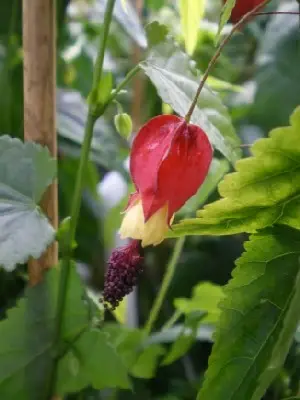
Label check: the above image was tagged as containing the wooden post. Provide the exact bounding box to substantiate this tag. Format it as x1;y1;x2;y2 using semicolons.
23;0;58;284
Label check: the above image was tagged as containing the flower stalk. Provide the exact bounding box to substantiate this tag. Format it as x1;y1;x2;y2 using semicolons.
47;0;116;396
184;0;271;123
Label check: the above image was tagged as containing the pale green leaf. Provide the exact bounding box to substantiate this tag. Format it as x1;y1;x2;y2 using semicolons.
170;106;300;237
216;0;236;42
174;282;225;324
0;135;56;271
198;226;300;400
179;0;206;55
140;41;240;163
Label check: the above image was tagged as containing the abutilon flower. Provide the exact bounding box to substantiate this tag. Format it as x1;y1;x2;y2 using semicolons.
103;240;143;310
119;115;213;247
223;0;266;23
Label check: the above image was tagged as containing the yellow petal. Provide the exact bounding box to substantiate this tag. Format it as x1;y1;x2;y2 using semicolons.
141;204;170;247
119;199;174;247
119;199;144;240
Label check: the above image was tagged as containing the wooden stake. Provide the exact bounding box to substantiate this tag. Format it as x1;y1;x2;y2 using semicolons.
23;0;58;284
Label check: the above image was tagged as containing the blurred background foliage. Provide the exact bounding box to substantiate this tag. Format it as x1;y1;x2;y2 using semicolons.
1;0;300;399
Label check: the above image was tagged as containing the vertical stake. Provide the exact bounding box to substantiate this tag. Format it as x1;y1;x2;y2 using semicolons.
23;0;58;285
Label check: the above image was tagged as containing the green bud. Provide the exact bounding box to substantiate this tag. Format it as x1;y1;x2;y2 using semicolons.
114;113;133;139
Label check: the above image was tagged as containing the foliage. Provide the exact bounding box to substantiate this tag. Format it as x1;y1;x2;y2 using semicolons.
0;136;56;271
198;227;300;400
0;0;300;399
171;106;300;237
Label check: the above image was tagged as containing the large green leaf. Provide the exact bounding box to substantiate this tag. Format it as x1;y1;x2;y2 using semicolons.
0;266;129;398
0;266;88;399
140;41;241;163
170;106;300;237
0;136;56;271
197;226;300;400
56;330;130;394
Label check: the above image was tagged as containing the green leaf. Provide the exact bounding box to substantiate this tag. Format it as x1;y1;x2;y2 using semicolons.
0;135;56;271
146;21;169;47
161;312;203;366
177;158;230;217
216;0;236;42
174;282;225;324
179;0;206;55
131;344;166;379
140;41;240;163
103;324;165;379
56;330;130;394
170;106;300;237
252;3;300;131
0;266;89;399
197;226;300;400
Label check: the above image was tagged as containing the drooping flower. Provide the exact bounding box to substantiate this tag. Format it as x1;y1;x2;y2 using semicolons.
119;115;213;247
223;0;266;23
103;240;143;310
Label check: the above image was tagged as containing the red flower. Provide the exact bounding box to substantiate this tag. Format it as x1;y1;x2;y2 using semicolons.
223;0;266;23
119;115;213;246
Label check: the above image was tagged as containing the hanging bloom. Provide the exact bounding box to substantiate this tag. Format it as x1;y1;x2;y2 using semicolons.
223;0;266;23
119;115;213;247
103;240;143;310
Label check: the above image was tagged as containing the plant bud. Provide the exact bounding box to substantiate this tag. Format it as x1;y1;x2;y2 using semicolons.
114;113;133;139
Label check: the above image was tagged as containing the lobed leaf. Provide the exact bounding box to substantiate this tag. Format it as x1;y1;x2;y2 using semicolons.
171;106;300;237
0;135;56;270
197;226;300;400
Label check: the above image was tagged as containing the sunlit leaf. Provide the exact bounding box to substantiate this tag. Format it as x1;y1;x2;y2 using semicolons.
198;226;300;400
170;106;300;237
179;0;206;55
0;135;56;271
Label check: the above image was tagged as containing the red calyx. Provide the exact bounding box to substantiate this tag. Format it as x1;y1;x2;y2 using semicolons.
223;0;266;23
129;115;213;223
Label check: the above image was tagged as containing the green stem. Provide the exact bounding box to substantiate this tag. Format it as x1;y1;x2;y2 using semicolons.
162;310;182;331
46;0;116;397
144;237;186;336
101;64;141;114
184;0;271;123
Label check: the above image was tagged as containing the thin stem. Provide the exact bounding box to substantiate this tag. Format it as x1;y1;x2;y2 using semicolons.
46;0;116;397
101;64;141;114
162;310;182;331
254;11;300;16
144;237;186;336
184;0;271;123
